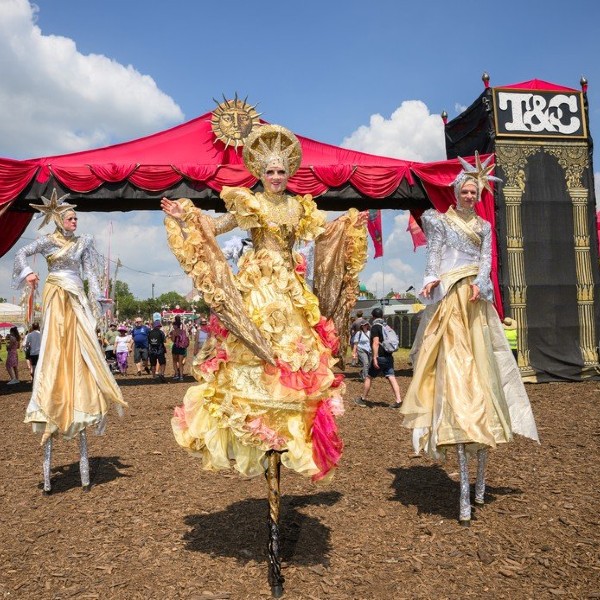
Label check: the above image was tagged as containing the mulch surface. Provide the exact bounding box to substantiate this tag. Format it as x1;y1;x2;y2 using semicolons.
1;359;599;600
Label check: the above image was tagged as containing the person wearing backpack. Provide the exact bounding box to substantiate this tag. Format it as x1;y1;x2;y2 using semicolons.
355;307;402;408
169;315;188;380
148;320;167;383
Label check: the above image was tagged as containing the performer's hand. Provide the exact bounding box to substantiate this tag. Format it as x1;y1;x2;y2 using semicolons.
356;211;369;227
469;284;481;302
25;272;39;289
161;197;184;220
421;280;440;299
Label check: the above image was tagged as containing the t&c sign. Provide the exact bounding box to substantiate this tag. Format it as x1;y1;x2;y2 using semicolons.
493;88;587;139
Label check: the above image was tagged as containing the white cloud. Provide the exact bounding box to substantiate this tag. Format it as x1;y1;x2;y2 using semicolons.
341;100;446;162
454;102;468;115
0;0;183;158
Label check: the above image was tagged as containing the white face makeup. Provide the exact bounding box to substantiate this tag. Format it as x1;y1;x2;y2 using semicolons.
457;181;478;210
262;161;289;194
62;212;78;232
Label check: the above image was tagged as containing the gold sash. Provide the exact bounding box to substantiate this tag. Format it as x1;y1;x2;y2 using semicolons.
443;207;481;248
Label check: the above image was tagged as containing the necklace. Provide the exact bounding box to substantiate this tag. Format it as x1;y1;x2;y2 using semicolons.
262;193;300;226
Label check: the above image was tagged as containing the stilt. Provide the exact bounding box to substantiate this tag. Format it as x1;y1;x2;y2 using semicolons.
474;447;488;506
266;450;284;598
456;443;471;526
42;437;53;495
79;429;91;491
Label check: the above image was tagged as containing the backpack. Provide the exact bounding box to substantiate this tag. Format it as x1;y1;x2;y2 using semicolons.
176;328;189;349
374;319;400;353
148;329;164;354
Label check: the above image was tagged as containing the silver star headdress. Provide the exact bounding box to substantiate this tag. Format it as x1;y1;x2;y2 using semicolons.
29;189;77;230
451;151;502;201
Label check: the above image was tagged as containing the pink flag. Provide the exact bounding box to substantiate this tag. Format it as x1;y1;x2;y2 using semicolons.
407;214;427;251
367;210;383;258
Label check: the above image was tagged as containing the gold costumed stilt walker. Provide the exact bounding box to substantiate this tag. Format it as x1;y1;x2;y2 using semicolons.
401;153;539;526
162;114;366;596
12;190;127;495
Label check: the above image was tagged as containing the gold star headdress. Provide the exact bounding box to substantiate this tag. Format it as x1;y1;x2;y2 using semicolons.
30;189;77;230
242;124;302;178
452;151;502;200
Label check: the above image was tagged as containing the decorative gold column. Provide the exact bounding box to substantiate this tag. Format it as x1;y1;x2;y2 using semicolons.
545;143;599;372
495;142;541;380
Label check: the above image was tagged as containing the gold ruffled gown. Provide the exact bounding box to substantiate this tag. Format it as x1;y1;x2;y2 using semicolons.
166;190;366;480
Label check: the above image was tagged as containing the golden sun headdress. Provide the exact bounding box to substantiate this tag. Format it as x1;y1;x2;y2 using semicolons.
451;151;502;201
29;188;77;230
242;124;302;178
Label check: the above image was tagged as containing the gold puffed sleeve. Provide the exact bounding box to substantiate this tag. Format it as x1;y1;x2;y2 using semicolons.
221;186;262;231
313;208;368;365
164;198;275;365
296;194;326;241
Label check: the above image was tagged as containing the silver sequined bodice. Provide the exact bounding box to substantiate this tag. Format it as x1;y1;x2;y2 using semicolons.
421;208;493;302
13;233;103;299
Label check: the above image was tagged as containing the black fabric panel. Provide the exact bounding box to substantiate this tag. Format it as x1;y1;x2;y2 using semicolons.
519;151;584;381
8;177;432;213
445;90;496;158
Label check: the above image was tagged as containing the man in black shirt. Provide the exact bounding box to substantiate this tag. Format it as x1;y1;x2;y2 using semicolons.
355;307;403;408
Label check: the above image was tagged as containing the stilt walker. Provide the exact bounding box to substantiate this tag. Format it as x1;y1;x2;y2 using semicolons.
12;190;126;494
163;114;367;595
401;153;539;525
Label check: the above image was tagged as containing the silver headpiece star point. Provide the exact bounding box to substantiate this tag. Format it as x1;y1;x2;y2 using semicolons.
29;189;77;230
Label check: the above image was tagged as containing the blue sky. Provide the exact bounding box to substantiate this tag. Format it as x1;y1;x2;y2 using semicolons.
1;0;599;303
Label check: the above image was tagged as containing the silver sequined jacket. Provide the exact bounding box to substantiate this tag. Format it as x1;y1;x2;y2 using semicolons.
419;208;493;304
12;233;104;303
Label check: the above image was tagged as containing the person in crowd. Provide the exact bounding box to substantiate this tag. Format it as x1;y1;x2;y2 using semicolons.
148;320;167;383
114;325;133;375
503;317;518;361
24;322;42;381
161;123;367;481
400;153;538;525
5;326;21;385
169;315;188;380
194;316;210;355
351;319;371;382
104;322;118;365
355;307;403;408
12;190;126;494
131;316;151;375
349;310;364;366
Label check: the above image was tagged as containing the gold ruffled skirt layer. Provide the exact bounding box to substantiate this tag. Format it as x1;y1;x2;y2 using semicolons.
172;248;345;480
24;277;126;441
401;277;538;458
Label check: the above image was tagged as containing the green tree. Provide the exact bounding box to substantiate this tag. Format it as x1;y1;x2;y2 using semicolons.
0;297;6;303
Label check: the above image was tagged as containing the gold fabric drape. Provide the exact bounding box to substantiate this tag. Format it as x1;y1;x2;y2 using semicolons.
25;273;126;441
402;276;538;458
314;208;367;364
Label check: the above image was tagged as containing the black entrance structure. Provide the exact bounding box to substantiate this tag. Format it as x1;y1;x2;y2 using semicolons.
445;75;600;382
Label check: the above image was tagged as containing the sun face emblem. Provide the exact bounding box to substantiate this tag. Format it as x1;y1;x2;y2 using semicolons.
210;94;261;150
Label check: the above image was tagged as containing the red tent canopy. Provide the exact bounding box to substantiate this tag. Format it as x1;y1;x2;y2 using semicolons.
0;109;491;257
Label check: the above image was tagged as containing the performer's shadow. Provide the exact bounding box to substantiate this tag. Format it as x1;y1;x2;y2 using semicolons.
388;465;523;520
40;455;131;494
183;491;342;566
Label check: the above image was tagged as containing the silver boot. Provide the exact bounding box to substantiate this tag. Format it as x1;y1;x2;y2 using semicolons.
474;447;488;506
456;443;471;526
79;430;91;491
42;437;53;495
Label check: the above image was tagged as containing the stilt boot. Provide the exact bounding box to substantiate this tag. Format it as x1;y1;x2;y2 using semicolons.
42;437;52;495
456;443;471;526
474;447;488;506
79;429;91;492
